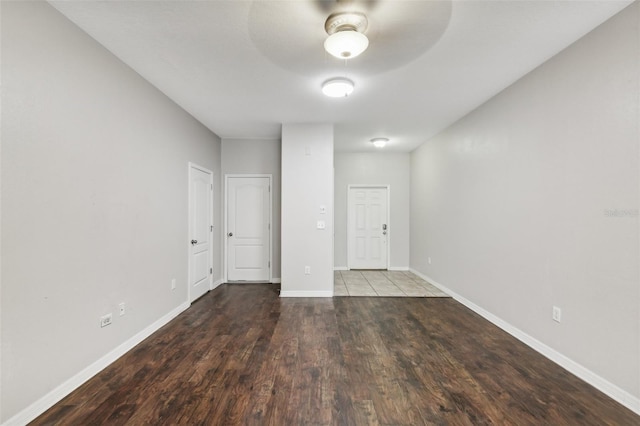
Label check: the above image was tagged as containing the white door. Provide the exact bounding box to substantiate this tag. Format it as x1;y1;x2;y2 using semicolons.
348;186;388;269
189;164;213;303
226;176;271;281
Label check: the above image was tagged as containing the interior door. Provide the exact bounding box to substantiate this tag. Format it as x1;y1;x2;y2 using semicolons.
348;186;388;269
227;176;271;281
189;164;213;303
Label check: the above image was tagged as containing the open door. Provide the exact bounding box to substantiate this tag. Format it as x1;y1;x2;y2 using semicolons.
188;163;213;302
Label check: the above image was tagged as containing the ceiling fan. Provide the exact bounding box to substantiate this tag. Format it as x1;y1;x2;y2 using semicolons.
247;0;453;77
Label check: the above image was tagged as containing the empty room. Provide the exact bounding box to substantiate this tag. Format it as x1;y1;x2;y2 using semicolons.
1;0;639;424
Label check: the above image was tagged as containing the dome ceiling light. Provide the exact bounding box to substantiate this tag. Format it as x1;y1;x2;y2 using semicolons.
322;78;355;98
371;138;389;148
324;12;369;59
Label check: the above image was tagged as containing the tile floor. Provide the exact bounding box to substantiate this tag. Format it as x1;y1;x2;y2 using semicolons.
334;270;450;297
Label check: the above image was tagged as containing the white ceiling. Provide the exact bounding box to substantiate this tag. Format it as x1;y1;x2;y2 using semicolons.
49;0;633;152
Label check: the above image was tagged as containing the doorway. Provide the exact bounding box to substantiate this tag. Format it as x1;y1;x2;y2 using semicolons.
347;185;389;269
225;175;272;282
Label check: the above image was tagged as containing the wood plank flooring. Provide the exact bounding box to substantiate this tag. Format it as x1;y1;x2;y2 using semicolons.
33;284;638;425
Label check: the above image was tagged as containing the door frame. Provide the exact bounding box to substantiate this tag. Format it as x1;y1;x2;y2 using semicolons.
224;174;273;283
188;162;214;304
347;184;391;270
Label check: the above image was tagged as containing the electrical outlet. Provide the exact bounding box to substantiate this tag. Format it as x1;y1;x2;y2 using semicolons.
100;313;113;328
552;306;562;323
119;303;125;316
171;278;176;290
304;266;311;275
428;257;432;265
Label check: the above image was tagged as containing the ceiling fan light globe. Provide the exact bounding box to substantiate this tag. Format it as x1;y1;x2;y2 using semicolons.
324;30;369;59
322;78;355;98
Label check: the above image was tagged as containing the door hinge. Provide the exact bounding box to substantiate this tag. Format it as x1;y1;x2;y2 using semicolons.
210;268;213;274
268;261;270;268
210;225;213;232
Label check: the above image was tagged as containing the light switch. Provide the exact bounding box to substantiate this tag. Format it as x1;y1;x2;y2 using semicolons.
320;205;326;214
317;220;326;230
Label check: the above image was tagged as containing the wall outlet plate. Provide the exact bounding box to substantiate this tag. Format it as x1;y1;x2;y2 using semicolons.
100;313;113;328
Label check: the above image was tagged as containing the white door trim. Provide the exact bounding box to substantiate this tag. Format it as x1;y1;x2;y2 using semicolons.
224;174;273;283
347;184;391;270
188;162;214;304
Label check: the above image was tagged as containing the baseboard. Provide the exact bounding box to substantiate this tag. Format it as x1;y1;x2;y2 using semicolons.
333;266;409;271
271;278;281;283
388;266;409;271
409;268;640;416
334;267;409;271
3;302;190;426
280;290;333;297
211;279;224;290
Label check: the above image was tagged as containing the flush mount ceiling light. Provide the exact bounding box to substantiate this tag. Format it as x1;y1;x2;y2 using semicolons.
324;12;369;59
371;138;389;148
322;78;354;98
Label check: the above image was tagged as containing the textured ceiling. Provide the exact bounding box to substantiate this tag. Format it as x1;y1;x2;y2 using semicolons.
49;0;633;152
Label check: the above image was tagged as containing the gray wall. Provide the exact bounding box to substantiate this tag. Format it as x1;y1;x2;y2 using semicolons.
334;153;411;269
221;139;281;279
410;2;639;399
281;124;334;296
1;1;222;421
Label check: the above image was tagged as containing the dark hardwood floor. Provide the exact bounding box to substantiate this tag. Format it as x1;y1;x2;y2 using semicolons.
33;284;638;425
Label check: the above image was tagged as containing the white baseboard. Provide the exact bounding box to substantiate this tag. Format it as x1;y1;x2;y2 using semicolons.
280;290;333;298
3;302;190;426
409;268;640;416
271;278;281;283
211;279;223;290
334;267;409;271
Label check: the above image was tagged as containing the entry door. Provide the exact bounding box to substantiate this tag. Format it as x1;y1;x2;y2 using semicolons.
348;186;388;269
226;176;271;281
189;164;213;303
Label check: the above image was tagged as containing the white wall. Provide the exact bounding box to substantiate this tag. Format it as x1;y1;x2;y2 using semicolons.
281;124;334;296
1;1;222;421
221;138;281;279
411;2;639;403
334;153;410;269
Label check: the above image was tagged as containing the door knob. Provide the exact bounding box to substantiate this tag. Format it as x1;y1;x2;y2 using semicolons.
228;232;233;237
191;239;197;245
